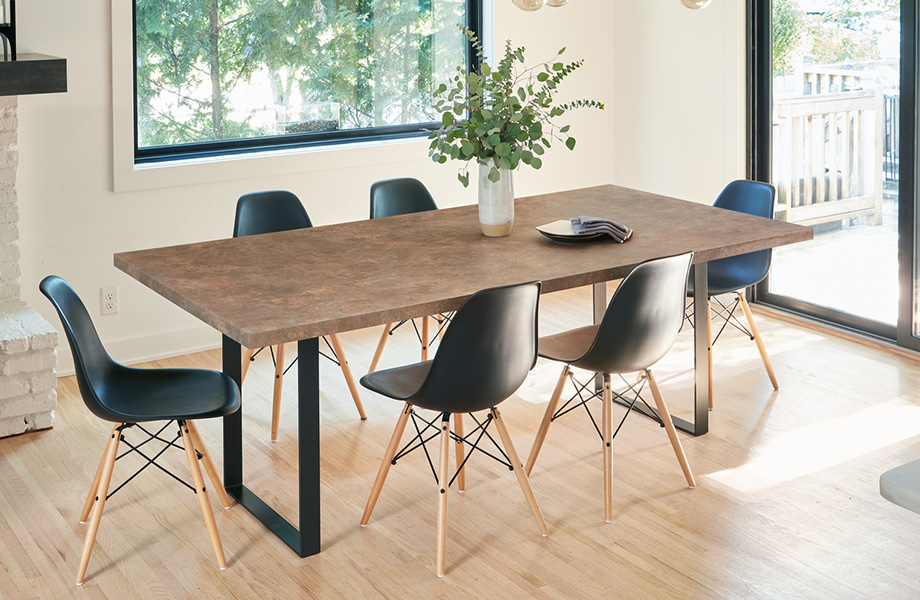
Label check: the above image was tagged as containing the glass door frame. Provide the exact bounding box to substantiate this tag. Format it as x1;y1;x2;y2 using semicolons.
747;0;920;352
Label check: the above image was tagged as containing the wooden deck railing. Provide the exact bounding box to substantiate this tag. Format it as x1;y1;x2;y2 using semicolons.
773;89;883;226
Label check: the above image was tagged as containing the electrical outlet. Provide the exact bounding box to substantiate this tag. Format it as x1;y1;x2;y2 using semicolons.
101;285;119;315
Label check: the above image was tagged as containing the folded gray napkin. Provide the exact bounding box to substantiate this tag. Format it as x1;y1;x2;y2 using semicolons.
570;216;633;243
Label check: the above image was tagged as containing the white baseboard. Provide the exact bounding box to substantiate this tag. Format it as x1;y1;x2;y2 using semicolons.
54;326;222;377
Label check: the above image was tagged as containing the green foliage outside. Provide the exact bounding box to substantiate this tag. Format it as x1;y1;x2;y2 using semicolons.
428;27;603;187
135;0;466;149
771;0;900;78
773;0;803;76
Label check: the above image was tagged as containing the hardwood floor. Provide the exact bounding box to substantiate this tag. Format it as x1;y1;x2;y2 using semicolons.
3;285;920;598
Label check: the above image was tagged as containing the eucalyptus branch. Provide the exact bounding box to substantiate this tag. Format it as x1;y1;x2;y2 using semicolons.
429;26;604;187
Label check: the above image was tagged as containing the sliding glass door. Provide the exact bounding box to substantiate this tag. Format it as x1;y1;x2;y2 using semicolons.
749;0;920;351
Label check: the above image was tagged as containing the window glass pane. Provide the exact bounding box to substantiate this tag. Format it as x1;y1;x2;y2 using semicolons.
135;0;469;152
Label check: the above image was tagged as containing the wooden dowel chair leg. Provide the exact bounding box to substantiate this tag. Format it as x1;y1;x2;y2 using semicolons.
270;343;285;441
454;413;465;493
436;413;451;578
368;324;392;374
421;317;430;362
602;374;613;523
80;424;119;524
491;408;549;537
525;365;569;476
738;292;779;390
180;421;227;571
361;403;412;526
645;370;695;488
76;424;121;586
186;420;232;509
240;347;256;383
706;299;714;410
328;334;367;420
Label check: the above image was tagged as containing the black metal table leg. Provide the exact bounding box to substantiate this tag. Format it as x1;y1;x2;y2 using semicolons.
670;261;710;436
593;282;606;392
222;335;322;557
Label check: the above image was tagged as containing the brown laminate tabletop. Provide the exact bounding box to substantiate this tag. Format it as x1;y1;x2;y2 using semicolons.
114;184;812;349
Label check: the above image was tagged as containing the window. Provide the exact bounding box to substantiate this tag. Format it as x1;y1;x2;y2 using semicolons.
134;0;481;163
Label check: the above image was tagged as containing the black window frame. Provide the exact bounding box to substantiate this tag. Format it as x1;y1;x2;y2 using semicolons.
133;0;484;165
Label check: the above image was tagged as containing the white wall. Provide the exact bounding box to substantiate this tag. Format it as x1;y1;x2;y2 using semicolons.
613;0;745;204
14;1;616;373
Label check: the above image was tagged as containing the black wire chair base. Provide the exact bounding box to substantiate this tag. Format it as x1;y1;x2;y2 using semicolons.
551;371;665;443
390;408;512;489
389;313;454;349
684;293;754;344
245;336;342;379
105;421;200;501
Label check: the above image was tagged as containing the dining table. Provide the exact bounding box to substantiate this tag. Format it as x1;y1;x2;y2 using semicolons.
114;183;812;558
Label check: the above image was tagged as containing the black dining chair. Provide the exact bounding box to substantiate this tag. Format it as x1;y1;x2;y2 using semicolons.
366;178;451;373
359;281;548;577
234;190;367;440
40;276;240;585
687;180;779;409
524;253;696;523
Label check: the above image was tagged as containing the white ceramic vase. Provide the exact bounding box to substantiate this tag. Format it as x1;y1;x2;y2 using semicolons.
477;163;514;237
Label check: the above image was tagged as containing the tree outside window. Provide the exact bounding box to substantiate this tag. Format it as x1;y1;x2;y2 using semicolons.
135;0;473;158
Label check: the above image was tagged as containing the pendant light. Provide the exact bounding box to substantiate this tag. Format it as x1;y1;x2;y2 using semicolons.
511;0;570;10
680;0;711;8
512;0;545;10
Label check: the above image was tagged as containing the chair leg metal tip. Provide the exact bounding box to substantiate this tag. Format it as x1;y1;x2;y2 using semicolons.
458;490;464;494
220;566;229;571
78;521;86;525
542;533;549;537
76;582;84;587
360;523;367;528
361;417;368;421
605;519;612;524
437;574;445;578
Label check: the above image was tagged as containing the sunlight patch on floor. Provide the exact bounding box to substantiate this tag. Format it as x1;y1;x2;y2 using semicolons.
705;402;920;495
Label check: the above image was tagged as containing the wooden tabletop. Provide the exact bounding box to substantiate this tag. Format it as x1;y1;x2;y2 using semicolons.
115;184;812;348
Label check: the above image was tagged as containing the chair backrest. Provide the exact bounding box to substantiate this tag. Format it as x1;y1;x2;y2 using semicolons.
414;281;541;414
39;276;121;421
369;178;438;219
233;190;312;237
709;180;776;288
576;253;693;375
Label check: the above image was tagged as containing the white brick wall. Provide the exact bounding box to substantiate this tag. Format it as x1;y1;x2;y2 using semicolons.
0;96;58;437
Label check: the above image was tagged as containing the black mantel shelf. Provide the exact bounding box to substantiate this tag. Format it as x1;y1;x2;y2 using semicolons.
0;53;67;97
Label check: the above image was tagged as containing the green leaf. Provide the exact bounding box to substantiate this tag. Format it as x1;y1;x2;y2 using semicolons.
532;144;545;156
565;137;576;150
536;72;549;82
459;172;470;187
531;157;543;169
488;167;500;183
496;142;511;157
488;133;501;146
552;62;564;71
498;157;512;170
461;141;476;157
442;113;453;127
559;125;570;133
